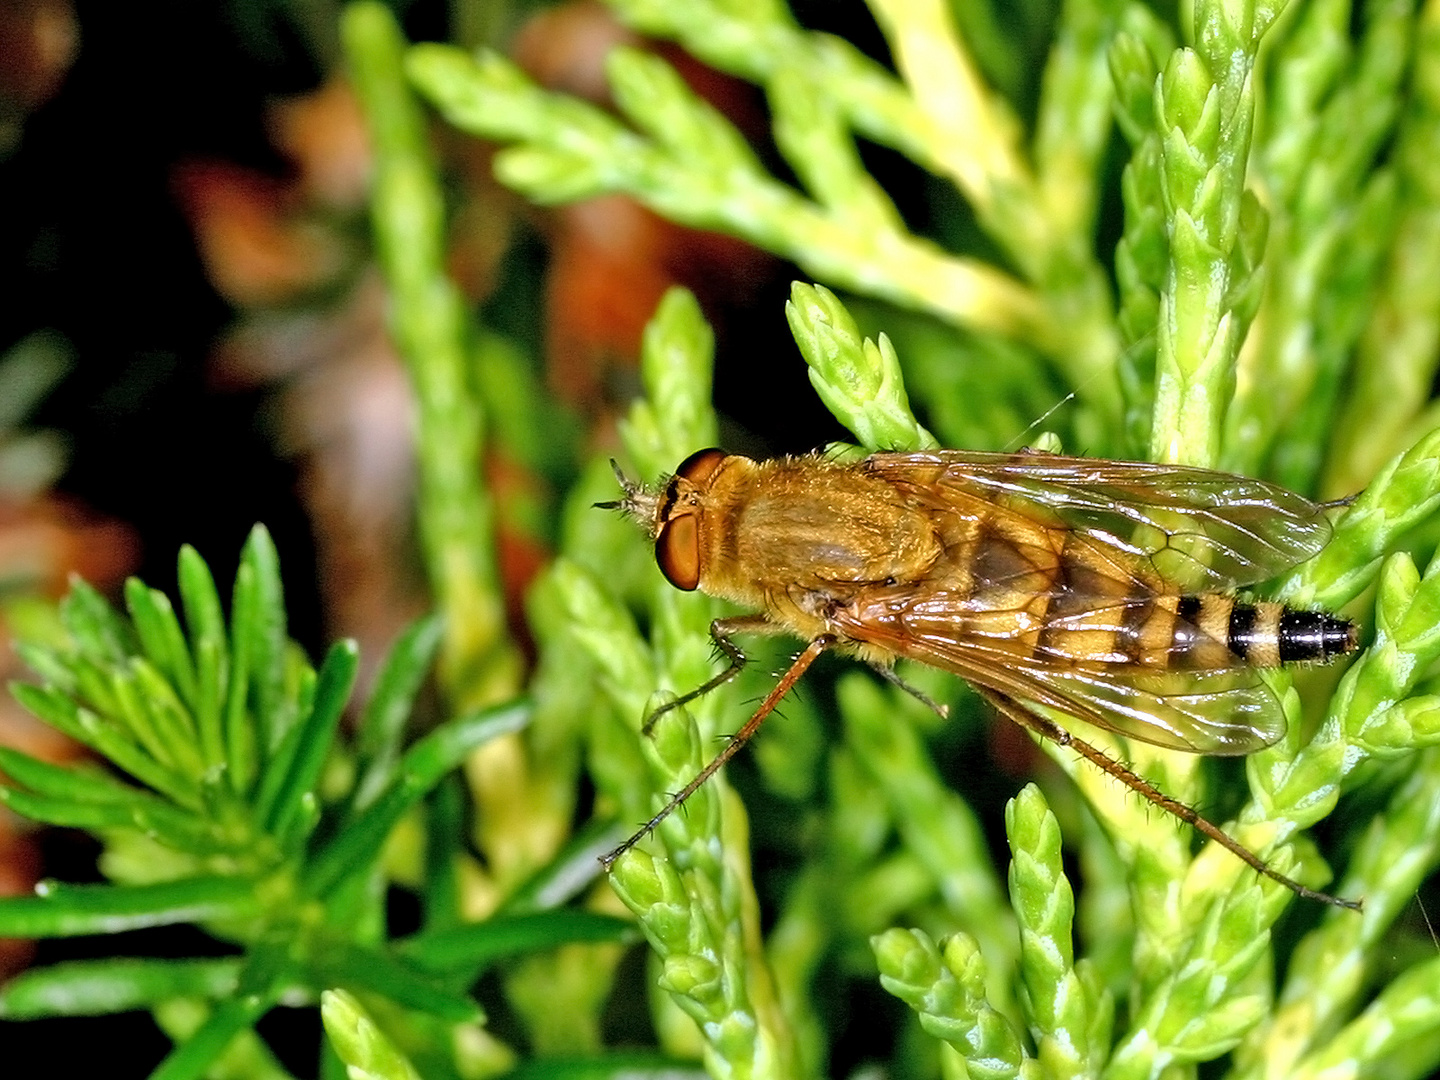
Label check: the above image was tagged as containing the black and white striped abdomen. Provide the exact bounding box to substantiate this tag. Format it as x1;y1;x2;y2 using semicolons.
1169;595;1356;669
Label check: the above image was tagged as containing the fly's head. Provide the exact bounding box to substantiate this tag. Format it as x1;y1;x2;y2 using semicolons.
597;449;734;593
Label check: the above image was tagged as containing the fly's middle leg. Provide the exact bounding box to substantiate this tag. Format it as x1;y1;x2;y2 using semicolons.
641;614;779;735
870;662;951;720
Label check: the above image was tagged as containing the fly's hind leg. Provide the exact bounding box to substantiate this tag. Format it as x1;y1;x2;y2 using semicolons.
641;615;781;735
976;688;1361;911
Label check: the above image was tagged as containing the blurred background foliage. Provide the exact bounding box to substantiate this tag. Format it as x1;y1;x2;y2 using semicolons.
0;0;1439;1077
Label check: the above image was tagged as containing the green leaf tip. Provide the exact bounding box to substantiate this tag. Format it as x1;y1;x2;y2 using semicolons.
621;286;718;480
873;926;1025;1078
321;989;424;1080
260;639;360;839
59;576;137;667
785;282;937;451
607;46;760;174
1284;425;1440;609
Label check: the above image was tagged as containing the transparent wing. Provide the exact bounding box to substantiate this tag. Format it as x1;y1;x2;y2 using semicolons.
834;587;1286;755
1011;662;1283;754
864;450;1333;592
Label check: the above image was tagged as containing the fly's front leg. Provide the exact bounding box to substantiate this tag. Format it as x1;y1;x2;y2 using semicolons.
603;632;833;869
641;614;779;736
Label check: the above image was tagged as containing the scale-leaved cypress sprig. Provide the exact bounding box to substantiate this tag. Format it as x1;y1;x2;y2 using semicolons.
1288;954;1440;1080
1223;0;1412;483
1328;0;1440;493
407;44;1049;354
785;283;937;452
1278;426;1440;610
544;559;655;823
607;708;794;1080
555;286;797;1078
838;675;1016;1014
343;2;521;711
1232;745;1440;1079
619;288;719;482
1026;708;1206;998
632;0;1123;412
841;0;1124;403
1005;785;1112;1080
605;0;929;160
1105;877;1289;1080
651;0;1124;422
1148;0;1284;466
1111;11;1177;455
321;989;424;1080
873;927;1027;1080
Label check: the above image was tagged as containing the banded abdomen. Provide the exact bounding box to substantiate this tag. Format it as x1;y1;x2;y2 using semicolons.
1168;594;1355;668
930;507;1357;673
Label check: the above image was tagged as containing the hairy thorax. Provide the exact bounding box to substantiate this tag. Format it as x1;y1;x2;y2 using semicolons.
696;456;944;644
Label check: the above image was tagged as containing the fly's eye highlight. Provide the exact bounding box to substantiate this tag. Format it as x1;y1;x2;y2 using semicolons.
674;447;728;487
655;513;702;590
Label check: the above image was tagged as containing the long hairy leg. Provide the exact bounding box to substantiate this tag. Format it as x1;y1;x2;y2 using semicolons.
978;689;1360;911
603;634;834;869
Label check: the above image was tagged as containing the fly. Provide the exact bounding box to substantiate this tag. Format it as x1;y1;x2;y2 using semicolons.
599;447;1360;908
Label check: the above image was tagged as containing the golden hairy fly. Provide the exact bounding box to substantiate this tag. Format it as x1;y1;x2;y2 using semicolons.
601;447;1360;908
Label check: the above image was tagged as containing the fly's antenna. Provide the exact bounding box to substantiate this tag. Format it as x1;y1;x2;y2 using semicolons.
594;459;662;535
1004;389;1077;453
1002;362;1119;452
592;459;637;510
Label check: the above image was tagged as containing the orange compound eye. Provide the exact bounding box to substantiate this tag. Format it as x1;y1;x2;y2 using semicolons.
655;512;701;591
674;448;728;488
